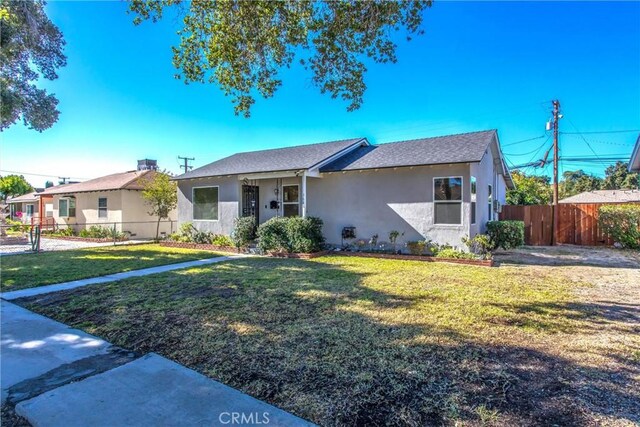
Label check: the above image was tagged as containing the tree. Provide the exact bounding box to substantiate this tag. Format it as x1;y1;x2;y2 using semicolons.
138;171;178;240
1;0;67;132
128;0;430;117
506;171;552;205
559;170;603;199
602;161;639;190
0;174;34;200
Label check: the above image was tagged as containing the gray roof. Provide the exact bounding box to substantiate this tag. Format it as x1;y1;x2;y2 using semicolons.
175;138;365;180
560;189;640;204
320;130;497;172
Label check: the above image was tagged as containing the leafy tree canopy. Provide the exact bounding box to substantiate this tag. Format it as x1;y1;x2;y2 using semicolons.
128;0;430;117
0;174;34;199
506;171;552;205
559;169;603;199
602;161;638;190
0;0;66;132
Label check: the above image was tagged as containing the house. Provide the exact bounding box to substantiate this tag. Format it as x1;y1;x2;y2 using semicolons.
7;191;51;223
559;189;640;204
174;130;514;247
40;160;176;238
629;135;640;172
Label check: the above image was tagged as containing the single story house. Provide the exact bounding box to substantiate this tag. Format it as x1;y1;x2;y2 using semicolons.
174;130;514;247
7;191;53;224
559;189;640;204
629;135;640;172
40;161;176;238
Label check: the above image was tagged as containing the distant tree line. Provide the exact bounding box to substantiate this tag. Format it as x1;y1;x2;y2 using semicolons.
506;161;639;206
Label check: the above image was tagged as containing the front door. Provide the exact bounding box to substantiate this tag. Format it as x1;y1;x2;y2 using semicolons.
242;185;259;219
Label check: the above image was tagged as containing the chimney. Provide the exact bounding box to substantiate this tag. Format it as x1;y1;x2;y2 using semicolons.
137;159;158;171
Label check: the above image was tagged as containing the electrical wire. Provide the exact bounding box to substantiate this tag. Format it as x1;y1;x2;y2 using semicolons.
560;129;640;135
0;169;89;180
502;135;547;148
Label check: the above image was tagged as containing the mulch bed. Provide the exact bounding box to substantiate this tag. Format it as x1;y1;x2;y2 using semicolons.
333;251;495;267
160;241;240;253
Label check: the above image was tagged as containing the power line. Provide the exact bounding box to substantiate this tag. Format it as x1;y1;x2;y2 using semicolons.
560;129;640;135
0;169;88;180
502;135;547;148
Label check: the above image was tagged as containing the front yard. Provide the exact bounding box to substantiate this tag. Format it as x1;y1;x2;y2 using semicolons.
0;244;225;291
16;250;640;426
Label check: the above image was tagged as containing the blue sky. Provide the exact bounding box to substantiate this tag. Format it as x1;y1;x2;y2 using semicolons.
2;1;639;187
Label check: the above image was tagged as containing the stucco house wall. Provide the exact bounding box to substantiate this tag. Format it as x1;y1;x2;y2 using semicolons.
309;164;472;248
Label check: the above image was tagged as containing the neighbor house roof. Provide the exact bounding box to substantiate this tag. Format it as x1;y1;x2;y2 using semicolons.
42;170;155;195
320;130;498;171
174;138;367;180
560;189;640;204
7;192;40;203
629;135;640;172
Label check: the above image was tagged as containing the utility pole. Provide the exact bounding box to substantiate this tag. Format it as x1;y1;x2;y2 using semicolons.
178;156;195;174
552;100;560;245
58;177;70;185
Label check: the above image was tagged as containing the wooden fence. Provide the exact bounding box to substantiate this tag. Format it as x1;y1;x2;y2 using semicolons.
500;203;636;246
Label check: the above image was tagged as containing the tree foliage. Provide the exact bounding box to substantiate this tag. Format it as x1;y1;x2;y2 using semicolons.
602;161;639;190
138;171;178;240
559;170;603;199
128;0;431;117
1;0;67;132
0;174;34;200
506;171;552;205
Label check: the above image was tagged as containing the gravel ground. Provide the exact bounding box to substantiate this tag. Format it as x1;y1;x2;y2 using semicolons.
0;238;148;256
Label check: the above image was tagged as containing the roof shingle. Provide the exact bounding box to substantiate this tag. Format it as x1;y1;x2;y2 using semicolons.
559;189;640;204
42;170;155;195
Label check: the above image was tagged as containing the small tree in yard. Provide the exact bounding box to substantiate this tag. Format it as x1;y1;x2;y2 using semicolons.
139;172;178;241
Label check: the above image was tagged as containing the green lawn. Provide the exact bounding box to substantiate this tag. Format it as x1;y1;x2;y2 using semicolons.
19;255;631;426
1;244;225;291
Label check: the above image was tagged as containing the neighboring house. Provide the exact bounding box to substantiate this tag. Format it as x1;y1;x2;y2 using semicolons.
7;192;41;222
40;160;176;238
174;130;514;247
559;189;640;204
629;135;640;172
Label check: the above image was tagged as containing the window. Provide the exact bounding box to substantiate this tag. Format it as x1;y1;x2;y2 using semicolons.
193;187;219;220
470;176;477;224
98;198;108;218
488;184;493;221
26;204;34;218
282;185;299;217
434;177;462;225
59;198;76;217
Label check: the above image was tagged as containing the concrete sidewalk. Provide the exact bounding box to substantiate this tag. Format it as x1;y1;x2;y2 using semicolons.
2;255;243;300
2;301;312;426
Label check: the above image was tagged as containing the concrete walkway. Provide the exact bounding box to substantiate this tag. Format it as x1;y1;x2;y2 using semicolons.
2;255;243;300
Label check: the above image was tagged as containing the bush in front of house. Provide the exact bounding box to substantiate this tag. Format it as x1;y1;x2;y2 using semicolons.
232;216;257;248
79;225;126;240
486;220;525;250
257;216;325;253
461;234;494;260
405;240;427;255
598;204;640;249
434;248;477;260
169;221;235;247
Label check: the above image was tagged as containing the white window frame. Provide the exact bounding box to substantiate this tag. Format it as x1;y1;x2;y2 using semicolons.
98;197;108;219
282;184;300;217
192;186;219;221
470;176;477;225
25;204;35;218
58;197;76;218
433;176;463;226
488;184;493;221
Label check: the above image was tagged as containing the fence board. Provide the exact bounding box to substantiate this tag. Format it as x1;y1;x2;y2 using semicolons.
499;203;637;246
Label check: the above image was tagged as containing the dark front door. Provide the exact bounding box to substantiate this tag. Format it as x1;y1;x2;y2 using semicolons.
242;185;259;219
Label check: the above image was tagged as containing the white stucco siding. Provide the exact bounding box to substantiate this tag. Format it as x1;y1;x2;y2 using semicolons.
309;164;472;248
120;190;177;238
177;176;240;235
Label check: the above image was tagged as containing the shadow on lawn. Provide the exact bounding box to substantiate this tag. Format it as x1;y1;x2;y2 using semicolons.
18;258;640;426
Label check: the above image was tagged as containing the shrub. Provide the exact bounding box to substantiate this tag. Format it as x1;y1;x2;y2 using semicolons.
257;216;325;253
257;217;290;253
599;204;640;249
435;248;477;260
461;234;494;260
78;225;125;240
179;221;194;237
232;216;257;248
406;240;427;255
486;221;525;250
286;216;324;253
211;234;234;247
